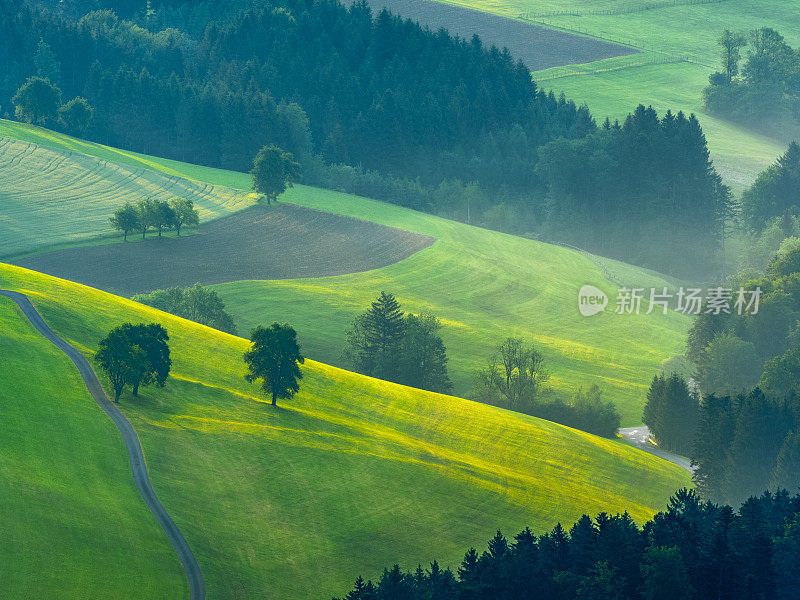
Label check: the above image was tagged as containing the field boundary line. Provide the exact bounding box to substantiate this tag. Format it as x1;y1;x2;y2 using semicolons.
521;0;730;19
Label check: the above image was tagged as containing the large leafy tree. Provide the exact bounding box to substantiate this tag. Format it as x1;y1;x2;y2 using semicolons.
95;323;171;401
121;323;171;397
110;202;140;241
251;144;301;204
244;322;305;406
12;76;61;125
136;197;158;239
398;313;452;394
58;97;93;136
95;326;146;402
168;197;200;236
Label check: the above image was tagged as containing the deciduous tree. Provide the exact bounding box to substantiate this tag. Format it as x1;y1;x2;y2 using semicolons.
244;322;304;406
110;202;139;241
251;144;301;204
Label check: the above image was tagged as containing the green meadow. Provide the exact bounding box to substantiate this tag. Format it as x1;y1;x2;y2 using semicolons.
0;135;255;258
0;264;691;599
0;121;691;425
0;296;186;599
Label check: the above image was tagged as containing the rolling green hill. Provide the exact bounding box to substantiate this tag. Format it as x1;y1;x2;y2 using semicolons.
432;0;796;192
0;295;186;598
0;263;691;599
0;135;255;258
0;120;691;425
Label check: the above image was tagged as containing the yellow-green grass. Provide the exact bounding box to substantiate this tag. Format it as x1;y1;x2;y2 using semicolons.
0;136;256;258
0;296;186;598
0;263;691;599
0;120;691;425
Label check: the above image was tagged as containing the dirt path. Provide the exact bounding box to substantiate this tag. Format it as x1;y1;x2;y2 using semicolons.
619;425;694;474
0;289;205;600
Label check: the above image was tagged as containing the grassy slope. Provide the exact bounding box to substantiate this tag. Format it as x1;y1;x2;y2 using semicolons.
0;135;256;258
0;120;690;425
433;0;796;192
0;297;185;599
0;263;690;599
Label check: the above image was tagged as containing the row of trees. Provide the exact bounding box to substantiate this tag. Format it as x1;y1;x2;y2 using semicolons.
472;338;621;437
704;27;800;131
334;488;800;600
110;197;199;240
343;292;452;394
132;283;237;334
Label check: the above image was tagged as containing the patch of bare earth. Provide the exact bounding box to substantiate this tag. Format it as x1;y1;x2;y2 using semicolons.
14;205;435;295
360;0;637;70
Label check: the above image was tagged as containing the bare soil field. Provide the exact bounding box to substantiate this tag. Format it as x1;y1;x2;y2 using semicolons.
14;205;435;295
361;0;637;70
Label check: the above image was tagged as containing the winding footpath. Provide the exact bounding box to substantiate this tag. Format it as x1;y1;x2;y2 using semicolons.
0;290;205;600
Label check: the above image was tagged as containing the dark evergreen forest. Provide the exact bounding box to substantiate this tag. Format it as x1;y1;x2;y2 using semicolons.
332;489;800;600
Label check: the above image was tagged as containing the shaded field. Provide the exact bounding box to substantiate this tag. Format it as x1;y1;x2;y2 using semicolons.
0;136;255;258
14;205;435;296
364;0;636;70
0;263;691;600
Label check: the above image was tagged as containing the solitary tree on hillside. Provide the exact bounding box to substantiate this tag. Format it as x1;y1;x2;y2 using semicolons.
364;291;406;381
244;322;305;406
251;144;301;204
96;323;171;401
169;197;200;236
120;323;171;396
474;337;549;412
110;202;140;241
96;327;147;402
12;76;61;125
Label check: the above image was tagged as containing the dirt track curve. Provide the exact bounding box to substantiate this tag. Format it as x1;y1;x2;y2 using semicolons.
0;289;205;600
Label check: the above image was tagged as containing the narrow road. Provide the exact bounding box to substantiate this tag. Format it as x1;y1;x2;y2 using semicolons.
0;290;205;600
619;425;695;474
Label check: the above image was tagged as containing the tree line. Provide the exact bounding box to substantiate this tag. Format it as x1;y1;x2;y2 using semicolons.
110;196;199;240
332;488;800;600
2;0;731;277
